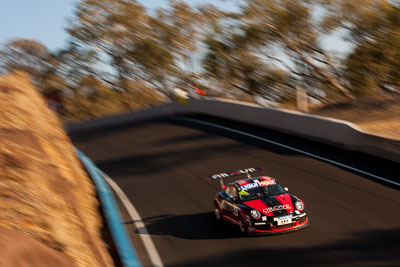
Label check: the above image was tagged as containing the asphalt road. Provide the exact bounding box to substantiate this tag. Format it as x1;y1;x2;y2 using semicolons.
70;116;400;267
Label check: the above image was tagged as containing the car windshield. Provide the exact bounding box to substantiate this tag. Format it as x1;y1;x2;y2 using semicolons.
238;184;286;201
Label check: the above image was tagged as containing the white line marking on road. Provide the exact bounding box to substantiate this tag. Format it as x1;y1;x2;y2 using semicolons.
179;117;400;188
100;170;164;267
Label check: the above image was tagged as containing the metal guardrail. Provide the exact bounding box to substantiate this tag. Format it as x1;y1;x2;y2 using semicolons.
76;149;142;267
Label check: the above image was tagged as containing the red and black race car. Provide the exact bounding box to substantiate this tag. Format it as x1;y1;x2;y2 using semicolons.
208;168;310;234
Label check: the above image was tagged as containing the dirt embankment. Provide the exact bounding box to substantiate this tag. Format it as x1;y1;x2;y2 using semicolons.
0;72;113;266
310;95;400;140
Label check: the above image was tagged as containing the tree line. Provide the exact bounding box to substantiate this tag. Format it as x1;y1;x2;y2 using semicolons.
0;0;399;121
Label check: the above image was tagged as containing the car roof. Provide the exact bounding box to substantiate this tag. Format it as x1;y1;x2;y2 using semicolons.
232;176;276;187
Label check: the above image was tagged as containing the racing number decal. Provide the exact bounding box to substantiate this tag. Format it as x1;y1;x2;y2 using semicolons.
222;200;240;217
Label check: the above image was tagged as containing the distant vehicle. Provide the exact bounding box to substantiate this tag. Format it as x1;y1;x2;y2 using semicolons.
208;168;310;234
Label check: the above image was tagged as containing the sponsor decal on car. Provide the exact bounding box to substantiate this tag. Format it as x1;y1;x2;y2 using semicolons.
263;204;291;213
221;200;240;216
211;173;230;179
210;168;260;180
236;180;249;185
240;179;276;191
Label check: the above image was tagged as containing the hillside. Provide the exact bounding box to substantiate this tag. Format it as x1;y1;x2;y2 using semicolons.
0;72;113;267
311;95;400;140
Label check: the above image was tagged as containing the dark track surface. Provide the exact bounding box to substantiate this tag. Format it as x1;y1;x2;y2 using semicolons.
70;117;400;267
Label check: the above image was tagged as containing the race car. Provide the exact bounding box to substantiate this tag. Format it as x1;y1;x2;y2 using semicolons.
208;168;309;234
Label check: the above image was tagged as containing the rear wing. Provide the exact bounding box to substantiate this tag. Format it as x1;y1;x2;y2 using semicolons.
207;167;262;188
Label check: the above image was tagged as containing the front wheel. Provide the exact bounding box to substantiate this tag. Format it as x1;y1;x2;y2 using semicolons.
239;215;248;234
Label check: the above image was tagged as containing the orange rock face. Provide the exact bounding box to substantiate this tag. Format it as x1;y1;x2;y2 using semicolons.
0;72;113;267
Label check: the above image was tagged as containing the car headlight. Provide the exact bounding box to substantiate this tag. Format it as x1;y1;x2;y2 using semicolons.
250;209;261;219
295;201;304;211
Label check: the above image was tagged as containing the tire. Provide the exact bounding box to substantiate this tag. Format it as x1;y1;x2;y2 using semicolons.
214;208;222;220
214;201;223;221
239;215;248;234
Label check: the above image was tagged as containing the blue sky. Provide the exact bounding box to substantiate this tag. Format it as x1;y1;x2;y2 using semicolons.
0;0;349;54
0;0;231;51
0;0;75;50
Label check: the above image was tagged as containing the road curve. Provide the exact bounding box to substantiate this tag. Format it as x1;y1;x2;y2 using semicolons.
70;117;400;267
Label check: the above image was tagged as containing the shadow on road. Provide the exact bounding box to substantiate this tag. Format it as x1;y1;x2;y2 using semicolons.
135;212;243;240
137;212;400;266
169;228;400;267
96;142;247;177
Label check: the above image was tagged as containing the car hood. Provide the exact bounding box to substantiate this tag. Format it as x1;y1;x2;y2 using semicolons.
243;194;295;217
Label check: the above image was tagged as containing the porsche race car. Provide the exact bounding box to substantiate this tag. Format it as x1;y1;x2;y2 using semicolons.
208;168;310;234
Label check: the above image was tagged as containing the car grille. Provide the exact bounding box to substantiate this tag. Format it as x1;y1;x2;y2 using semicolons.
298;216;307;224
274;223;294;230
254;215;307;231
254;224;273;231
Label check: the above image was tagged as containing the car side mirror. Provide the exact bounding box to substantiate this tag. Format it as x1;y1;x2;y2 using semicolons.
284;187;289;192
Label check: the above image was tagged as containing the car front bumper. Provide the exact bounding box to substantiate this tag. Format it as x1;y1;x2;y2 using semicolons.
247;213;310;234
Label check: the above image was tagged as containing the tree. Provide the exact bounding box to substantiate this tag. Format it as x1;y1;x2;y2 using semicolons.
321;0;400;95
202;32;271;97
67;0;151;90
128;38;175;93
151;1;200;70
236;0;355;100
0;39;65;93
68;0;194;96
0;39;50;75
199;4;263;97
